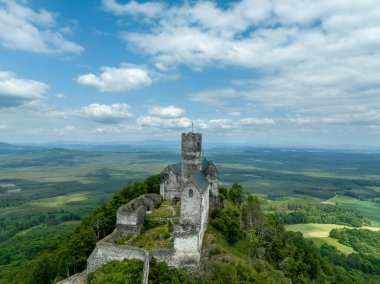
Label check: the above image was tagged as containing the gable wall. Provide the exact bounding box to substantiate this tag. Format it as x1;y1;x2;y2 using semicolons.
180;182;202;226
160;167;181;200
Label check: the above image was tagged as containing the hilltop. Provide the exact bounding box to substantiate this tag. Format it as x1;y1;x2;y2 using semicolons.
1;177;379;284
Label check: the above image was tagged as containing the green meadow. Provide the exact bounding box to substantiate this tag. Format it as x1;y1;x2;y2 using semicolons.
286;223;353;238
286;223;380;254
324;195;380;227
308;237;355;255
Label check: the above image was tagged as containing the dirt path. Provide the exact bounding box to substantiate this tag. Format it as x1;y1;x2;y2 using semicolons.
321;195;337;205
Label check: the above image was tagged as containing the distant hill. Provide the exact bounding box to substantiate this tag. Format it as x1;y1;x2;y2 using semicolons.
0;142;44;153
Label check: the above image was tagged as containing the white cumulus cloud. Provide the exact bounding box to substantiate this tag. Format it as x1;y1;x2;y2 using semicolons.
104;0;380;132
81;103;133;124
228;111;242;117
239;118;276;125
102;0;164;17
148;105;185;118
137;116;191;129
77;65;152;93
0;0;83;54
0;71;49;107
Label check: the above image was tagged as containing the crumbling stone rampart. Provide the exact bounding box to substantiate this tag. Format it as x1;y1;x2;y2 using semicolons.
116;194;162;235
87;242;147;273
150;248;178;267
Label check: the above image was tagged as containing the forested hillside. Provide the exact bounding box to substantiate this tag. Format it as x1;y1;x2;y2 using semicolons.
1;177;379;283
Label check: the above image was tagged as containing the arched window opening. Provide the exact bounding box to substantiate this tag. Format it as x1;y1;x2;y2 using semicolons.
189;189;193;198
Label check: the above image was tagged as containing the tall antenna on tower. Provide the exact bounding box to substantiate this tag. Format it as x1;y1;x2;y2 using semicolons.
192;122;194;132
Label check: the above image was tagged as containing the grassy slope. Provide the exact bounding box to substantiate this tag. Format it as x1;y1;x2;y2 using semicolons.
308;237;355;255
286;223;355;254
286;223;354;238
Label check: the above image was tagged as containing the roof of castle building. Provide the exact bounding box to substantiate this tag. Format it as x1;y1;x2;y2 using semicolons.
169;162;181;174
194;171;209;192
204;160;219;173
167;161;216;193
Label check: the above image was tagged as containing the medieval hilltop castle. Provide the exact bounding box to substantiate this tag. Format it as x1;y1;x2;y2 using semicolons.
85;131;219;281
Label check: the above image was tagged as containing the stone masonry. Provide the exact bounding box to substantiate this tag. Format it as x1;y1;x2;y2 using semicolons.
83;132;219;283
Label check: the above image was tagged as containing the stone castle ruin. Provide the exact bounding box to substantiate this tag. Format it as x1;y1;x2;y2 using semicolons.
85;132;219;283
161;132;219;264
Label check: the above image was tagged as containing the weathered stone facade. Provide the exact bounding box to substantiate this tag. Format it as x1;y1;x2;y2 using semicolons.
82;132;219;282
87;242;148;273
204;161;219;197
160;165;181;200
160;131;219;267
181;132;202;180
116;194;161;236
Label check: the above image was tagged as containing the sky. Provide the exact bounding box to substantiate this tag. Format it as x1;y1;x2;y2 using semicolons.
1;0;380;147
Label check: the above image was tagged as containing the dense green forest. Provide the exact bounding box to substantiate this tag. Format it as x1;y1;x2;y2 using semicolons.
0;175;159;283
1;178;380;283
275;204;367;226
330;228;380;256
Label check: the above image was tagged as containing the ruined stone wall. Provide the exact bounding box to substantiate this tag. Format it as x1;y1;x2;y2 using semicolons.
211;180;219;196
181;133;202;180
144;193;162;205
160;167;181;200
87;242;148;273
205;162;219;197
116;194;162;235
160;182;165;197
150;249;178;267
116;206;146;235
199;186;209;246
173;225;200;265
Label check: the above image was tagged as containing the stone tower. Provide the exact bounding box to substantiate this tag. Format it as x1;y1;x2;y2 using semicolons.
181;132;202;180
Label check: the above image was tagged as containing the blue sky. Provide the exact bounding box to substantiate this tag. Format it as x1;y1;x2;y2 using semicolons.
1;0;380;147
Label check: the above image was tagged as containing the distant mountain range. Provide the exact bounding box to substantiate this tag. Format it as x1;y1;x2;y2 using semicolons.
1;141;379;154
0;142;40;153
